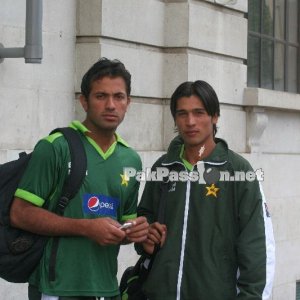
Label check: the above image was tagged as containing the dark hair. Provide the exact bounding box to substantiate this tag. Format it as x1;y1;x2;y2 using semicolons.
81;58;131;98
170;80;220;136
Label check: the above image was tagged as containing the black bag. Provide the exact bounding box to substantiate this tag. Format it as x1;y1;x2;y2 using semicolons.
119;181;168;300
120;254;154;300
0;127;87;283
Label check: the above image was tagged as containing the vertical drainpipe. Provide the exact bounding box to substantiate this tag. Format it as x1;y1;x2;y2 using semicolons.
25;0;43;63
0;0;43;64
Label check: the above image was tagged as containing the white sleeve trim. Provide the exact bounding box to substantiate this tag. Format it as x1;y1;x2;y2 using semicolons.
259;182;276;300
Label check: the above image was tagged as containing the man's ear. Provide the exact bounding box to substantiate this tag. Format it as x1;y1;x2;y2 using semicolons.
126;97;131;111
79;95;88;112
212;114;219;125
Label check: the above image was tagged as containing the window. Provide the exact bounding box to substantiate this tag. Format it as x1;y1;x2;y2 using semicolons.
248;0;299;93
296;281;300;300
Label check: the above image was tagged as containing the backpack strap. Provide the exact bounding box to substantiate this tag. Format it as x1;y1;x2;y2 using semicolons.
50;127;87;215
48;127;87;281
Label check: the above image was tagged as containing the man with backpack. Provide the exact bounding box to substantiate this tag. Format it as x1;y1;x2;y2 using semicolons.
136;80;275;300
10;58;148;300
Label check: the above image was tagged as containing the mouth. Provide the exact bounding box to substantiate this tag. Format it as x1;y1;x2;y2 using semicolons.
185;130;199;137
102;114;118;121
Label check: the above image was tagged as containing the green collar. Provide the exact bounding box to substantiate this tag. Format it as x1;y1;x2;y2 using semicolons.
179;145;194;171
70;120;129;160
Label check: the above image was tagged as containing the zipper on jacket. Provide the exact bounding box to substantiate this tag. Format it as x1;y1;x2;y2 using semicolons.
176;179;191;300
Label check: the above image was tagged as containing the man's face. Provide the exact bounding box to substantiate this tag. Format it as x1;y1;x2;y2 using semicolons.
175;95;218;147
80;76;130;132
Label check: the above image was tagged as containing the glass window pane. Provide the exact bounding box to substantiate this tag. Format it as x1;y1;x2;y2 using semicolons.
287;46;298;92
288;0;298;43
275;0;285;40
249;0;261;32
274;42;285;90
296;281;300;300
262;0;274;36
248;35;260;87
261;39;274;89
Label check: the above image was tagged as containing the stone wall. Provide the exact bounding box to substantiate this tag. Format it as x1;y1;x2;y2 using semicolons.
1;0;300;299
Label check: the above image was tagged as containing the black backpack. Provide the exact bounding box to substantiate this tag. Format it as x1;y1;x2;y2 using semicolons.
0;127;87;283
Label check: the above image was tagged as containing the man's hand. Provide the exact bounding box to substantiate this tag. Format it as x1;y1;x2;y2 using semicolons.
11;198;148;246
122;216;149;243
85;217;126;246
142;222;167;254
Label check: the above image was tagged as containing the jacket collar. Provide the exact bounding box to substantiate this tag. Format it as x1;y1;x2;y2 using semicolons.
162;135;228;167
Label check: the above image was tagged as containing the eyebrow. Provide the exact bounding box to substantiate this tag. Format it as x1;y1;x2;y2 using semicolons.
94;91;126;96
175;108;206;113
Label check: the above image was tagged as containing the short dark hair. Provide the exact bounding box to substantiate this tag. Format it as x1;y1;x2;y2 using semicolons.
170;80;220;136
81;58;131;98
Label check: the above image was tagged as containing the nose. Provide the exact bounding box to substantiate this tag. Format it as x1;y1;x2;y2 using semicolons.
186;113;196;126
105;96;116;110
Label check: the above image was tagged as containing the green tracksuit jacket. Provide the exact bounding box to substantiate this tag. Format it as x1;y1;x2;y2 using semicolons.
137;137;275;300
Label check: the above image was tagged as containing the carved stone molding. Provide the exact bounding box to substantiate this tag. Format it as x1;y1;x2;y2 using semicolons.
246;107;268;153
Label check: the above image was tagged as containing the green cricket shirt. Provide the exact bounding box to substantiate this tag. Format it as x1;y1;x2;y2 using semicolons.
15;121;142;297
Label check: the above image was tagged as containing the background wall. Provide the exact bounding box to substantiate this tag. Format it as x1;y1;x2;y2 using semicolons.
0;0;299;299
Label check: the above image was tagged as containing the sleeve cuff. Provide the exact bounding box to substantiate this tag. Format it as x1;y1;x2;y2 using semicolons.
14;189;45;207
121;213;137;221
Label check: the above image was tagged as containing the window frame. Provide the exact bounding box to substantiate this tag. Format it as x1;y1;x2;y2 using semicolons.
296;281;300;300
247;0;300;93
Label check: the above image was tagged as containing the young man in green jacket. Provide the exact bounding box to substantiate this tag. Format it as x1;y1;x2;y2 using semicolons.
137;80;275;300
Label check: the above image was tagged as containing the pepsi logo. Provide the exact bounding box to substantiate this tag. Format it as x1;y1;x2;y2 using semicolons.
87;196;114;212
87;196;100;212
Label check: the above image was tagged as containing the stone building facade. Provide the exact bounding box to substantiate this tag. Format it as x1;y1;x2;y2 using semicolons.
0;1;299;299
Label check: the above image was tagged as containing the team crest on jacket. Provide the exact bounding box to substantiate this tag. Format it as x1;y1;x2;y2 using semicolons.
83;194;119;217
205;184;219;198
